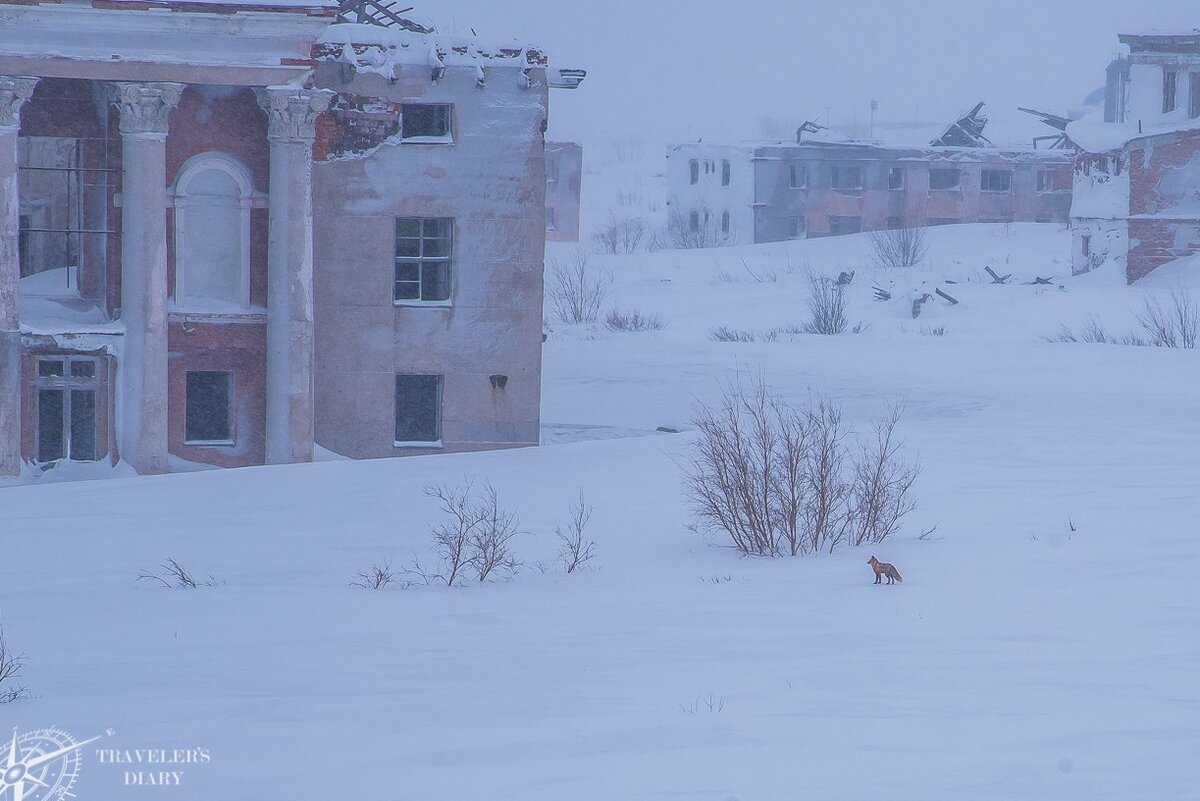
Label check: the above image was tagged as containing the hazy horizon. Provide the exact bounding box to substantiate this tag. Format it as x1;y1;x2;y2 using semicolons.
430;1;1196;150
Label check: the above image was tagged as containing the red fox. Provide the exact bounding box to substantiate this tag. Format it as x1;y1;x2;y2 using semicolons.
868;556;902;585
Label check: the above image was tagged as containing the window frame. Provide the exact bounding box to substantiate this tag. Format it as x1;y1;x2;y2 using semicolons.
928;168;962;191
980;169;1013;193
400;103;453;142
788;216;806;240
829;164;864;191
1036;170;1055;193
689;159;699;185
721;159;731;187
184;370;235;446
33;355;102;463
888;167;905;191
394;217;454;306
789;163;807;189
394;373;444;447
1190;72;1200;120
829;215;862;235
1163;70;1178;114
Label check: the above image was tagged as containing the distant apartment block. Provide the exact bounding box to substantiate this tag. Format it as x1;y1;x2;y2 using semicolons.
667;111;1073;246
545;141;582;242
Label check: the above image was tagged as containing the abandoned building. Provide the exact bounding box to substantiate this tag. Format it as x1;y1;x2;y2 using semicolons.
1066;30;1200;282
0;0;584;477
666;105;1074;246
545;141;582;242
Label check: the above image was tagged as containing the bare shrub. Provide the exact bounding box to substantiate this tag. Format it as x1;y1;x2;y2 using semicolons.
556;491;598;573
684;378;918;557
870;224;928;271
351;559;396;589
846;404;921;548
680;694;725;714
424;481;523;585
605;309;664;332
1134;289;1200;348
592;211;647;255
921;325;948;337
709;325;756;343
137;558;223;588
804;275;848;335
0;628;29;704
547;249;611;324
667;205;725;249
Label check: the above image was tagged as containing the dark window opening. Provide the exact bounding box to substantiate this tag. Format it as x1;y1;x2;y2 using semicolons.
1081;235;1092;257
721;159;731;186
721;211;730;234
1164;70;1178;114
185;371;233;444
788;217;806;240
888;167;905;190
1190;74;1200;119
35;356;100;462
980;170;1012;192
789;163;807;188
395;218;453;303
1036;170;1055;192
830;165;863;190
401;104;452;139
929;168;961;190
689;159;699;185
886;216;903;230
928;218;959;226
689;211;700;232
395;374;442;443
830;216;862;235
38;389;64;462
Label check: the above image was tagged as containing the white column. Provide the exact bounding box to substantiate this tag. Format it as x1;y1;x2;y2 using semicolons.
0;76;37;477
112;82;181;475
258;87;329;464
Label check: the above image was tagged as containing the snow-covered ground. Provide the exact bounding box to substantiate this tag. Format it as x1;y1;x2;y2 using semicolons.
3;224;1200;799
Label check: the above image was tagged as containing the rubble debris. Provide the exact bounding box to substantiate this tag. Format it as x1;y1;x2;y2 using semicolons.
984;266;1012;284
934;288;959;305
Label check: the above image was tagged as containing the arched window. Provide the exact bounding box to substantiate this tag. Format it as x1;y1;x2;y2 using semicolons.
172;153;254;310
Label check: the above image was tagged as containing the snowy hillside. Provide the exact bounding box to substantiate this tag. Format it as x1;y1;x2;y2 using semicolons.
3;224;1200;799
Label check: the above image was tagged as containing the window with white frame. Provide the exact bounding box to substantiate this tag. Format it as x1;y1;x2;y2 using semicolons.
395;374;442;444
888;167;905;190
185;371;233;445
980;169;1012;192
395;218;453;303
402;104;452;140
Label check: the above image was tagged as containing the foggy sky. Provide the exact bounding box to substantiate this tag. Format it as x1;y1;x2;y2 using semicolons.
431;0;1195;149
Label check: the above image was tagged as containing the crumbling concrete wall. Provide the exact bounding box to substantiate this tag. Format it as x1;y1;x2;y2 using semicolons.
1126;128;1200;282
310;58;547;458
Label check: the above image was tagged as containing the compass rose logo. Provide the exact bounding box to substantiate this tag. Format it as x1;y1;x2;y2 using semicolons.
0;727;101;801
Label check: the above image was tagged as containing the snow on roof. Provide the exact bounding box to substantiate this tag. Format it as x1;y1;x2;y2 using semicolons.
85;0;336;10
1067;112;1200;153
315;22;551;73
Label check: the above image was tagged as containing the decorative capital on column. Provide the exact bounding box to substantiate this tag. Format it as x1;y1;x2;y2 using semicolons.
0;76;38;129
110;82;183;136
257;87;333;144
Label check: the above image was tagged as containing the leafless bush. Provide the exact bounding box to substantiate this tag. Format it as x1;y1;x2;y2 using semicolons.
556;491;598;573
667;205;725;249
137;558;223;588
804;275;848;335
846;404;921;548
921;325;948;337
424;481;523;585
605;309;664;332
351;559;396;589
0;628;29;704
546;249;611;324
1134;289;1200;348
709;325;756;343
680;694;726;714
870;224;928;271
684;378;919;557
592;211;648;255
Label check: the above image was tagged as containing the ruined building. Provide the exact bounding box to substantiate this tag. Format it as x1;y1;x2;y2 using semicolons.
1067;31;1200;282
0;0;583;476
666;105;1073;246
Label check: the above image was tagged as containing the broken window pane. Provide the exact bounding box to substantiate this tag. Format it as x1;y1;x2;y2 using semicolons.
394;218;453;303
70;389;96;461
402;104;452;139
38;359;65;377
395;374;442;443
185;371;233;443
929;169;961;190
38;389;64;462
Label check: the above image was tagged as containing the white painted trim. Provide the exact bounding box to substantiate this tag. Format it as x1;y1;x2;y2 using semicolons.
394;440;444;449
172;151;255;312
